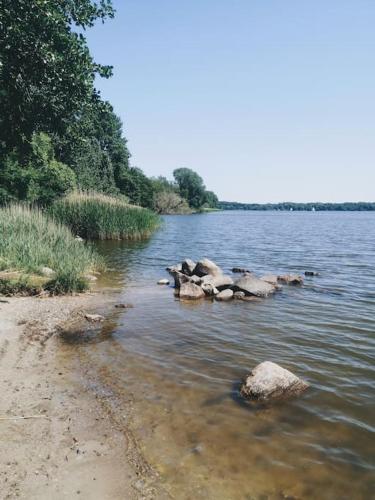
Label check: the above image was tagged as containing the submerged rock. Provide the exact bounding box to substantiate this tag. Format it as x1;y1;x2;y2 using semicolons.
305;271;319;276
278;274;304;285
157;278;170;285
232;267;250;274
233;275;276;297
193;258;222;277
215;289;234;301
114;303;133;309
240;361;309;402
179;282;205;300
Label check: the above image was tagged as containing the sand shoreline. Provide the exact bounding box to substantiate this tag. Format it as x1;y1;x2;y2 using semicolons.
0;292;166;499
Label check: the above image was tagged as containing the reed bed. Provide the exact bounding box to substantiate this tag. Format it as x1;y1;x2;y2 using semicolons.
0;204;104;294
48;192;160;240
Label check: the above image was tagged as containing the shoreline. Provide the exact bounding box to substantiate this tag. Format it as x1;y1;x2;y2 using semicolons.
0;292;166;499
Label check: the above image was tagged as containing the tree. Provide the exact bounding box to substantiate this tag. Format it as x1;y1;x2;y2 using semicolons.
0;0;114;158
173;168;206;209
203;190;219;208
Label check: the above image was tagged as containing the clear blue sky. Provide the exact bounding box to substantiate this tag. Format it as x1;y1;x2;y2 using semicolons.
87;0;374;203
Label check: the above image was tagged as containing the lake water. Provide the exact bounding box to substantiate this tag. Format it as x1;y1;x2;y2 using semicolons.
73;211;375;498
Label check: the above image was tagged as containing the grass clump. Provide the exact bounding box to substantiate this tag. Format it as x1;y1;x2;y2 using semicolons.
0;204;104;294
48;192;160;240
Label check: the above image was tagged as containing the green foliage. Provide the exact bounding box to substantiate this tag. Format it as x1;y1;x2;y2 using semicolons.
0;0;114;157
0;133;76;205
173;168;206;209
173;168;219;210
0;2;219;213
153;191;191;214
49;192;160;240
0;204;103;294
116;167;154;208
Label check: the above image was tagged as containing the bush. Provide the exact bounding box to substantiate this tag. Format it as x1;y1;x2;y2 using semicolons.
153;191;191;214
49;192;160;240
0;133;76;206
0;204;103;294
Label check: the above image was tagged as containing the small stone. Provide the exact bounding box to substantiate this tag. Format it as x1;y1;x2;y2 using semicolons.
157;278;170;285
40;266;55;277
233;291;245;300
305;271;319;276
114;303;133;309
84;313;104;322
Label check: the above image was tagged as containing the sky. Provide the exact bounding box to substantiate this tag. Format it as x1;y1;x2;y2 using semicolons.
87;0;375;203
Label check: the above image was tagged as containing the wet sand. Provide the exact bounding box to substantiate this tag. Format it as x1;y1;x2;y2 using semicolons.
0;293;166;500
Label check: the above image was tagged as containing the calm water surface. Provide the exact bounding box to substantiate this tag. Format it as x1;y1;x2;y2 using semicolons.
82;212;375;498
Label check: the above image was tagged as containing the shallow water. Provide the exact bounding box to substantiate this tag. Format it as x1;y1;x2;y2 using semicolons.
85;212;374;498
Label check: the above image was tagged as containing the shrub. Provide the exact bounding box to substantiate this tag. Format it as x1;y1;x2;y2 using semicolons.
49;192;160;240
0;204;103;294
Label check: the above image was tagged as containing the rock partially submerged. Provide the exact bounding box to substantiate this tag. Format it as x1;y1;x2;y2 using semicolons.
84;313;104;323
232;267;250;274
233;275;276;297
157;278;170;285
179;282;205;300
305;271;319;277
278;274;304;285
240;361;309;402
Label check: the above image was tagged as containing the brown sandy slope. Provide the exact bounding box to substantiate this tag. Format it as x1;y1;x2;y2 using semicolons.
0;294;167;500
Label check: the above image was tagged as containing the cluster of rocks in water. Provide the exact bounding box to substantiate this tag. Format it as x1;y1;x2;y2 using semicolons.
160;258;307;302
156;258;313;402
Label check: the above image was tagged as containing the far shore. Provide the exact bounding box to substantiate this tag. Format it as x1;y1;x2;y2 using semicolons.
0;291;165;499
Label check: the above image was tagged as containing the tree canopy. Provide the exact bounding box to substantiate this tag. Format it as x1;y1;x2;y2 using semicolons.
0;1;219;211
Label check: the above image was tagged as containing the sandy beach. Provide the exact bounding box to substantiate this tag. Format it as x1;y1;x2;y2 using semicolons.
0;292;166;500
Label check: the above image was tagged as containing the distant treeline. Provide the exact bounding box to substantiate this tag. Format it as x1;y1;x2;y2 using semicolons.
219;201;375;211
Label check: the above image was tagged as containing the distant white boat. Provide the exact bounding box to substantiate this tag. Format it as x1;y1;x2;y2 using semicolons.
290;207;293;211
312;206;316;212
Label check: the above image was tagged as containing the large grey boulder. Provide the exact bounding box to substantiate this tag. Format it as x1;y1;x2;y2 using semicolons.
182;259;196;276
200;273;233;290
193;258;222;277
240;361;309;402
233;275;276;297
278;274;303;285
179;282;205;300
215;289;234;301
